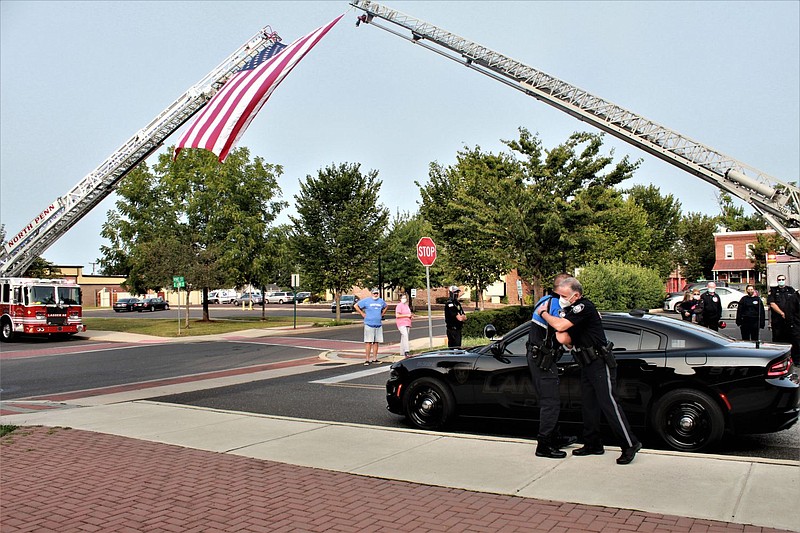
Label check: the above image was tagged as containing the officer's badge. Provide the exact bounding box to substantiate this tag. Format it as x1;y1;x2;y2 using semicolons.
573;303;585;313
558;309;566;318
712;296;718;303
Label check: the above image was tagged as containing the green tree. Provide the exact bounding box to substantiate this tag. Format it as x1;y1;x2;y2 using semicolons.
716;193;766;232
500;129;640;297
377;212;447;300
675;213;718;281
624;185;683;277
290;162;389;319
99;147;285;321
418;147;515;308
750;232;791;285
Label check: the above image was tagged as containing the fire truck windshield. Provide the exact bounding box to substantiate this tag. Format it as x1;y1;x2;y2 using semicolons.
58;286;81;305
28;286;56;305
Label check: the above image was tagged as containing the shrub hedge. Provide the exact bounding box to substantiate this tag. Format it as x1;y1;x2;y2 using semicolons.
462;305;534;338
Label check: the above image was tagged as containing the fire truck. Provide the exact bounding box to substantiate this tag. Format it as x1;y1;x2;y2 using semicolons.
0;277;85;341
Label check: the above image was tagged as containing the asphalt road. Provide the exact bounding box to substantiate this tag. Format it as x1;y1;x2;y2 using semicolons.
2;313;797;460
148;355;800;461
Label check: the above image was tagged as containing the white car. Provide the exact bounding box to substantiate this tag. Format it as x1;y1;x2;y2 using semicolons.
663;286;750;313
264;291;293;304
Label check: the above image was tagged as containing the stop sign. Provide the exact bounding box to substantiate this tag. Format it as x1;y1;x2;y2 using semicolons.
417;237;437;267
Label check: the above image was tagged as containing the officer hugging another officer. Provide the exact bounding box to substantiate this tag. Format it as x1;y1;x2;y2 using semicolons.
536;276;643;465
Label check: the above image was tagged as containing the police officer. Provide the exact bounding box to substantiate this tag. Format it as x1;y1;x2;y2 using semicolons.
768;275;795;343
527;274;577;459
444;285;466;348
536;277;642;465
697;282;722;331
735;285;765;341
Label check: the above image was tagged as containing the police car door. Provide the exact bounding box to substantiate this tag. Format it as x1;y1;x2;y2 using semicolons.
603;320;667;428
471;325;540;418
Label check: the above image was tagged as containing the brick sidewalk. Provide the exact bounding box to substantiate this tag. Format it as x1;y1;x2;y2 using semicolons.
0;427;789;533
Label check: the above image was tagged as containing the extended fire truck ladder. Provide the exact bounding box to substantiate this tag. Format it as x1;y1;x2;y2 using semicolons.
0;29;282;278
351;0;800;252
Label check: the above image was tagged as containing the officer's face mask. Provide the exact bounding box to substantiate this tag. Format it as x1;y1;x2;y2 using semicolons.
693;294;700;300
778;280;786;287
747;289;755;296
558;294;574;308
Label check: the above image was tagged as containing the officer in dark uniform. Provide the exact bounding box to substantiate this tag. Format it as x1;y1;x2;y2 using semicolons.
768;275;795;343
537;277;642;465
735;284;765;341
697;282;722;331
443;286;466;348
526;273;577;458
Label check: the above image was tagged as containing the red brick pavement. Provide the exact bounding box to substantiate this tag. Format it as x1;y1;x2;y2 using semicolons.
0;427;789;533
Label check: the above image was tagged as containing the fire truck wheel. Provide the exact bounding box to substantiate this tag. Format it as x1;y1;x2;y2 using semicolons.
1;318;14;342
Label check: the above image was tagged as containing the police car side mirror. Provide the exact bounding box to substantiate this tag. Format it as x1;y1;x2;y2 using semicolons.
483;324;497;339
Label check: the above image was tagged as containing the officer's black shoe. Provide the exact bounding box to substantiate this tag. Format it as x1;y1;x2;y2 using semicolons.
616;442;642;465
553;435;578;449
535;441;567;459
571;444;605;456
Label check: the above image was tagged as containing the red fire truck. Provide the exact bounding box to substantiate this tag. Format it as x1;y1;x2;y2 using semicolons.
0;277;85;341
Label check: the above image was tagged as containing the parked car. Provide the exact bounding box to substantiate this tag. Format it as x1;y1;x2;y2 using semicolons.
294;291;311;303
331;295;359;313
385;311;799;452
113;298;141;312
265;291;293;304
136;297;170;312
207;289;237;304
233;292;263;306
665;280;730;301
663;286;749;313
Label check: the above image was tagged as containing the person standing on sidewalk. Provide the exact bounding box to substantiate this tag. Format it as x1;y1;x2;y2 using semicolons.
527;273;577;459
697;282;723;331
444;286;467;348
536;276;642;465
395;294;413;358
356;288;387;365
736;285;765;341
768;275;795;343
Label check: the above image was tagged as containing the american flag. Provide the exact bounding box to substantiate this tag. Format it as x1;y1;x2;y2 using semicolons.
174;14;343;162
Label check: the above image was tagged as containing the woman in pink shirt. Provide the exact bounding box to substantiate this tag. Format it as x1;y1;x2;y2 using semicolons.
395;294;413;357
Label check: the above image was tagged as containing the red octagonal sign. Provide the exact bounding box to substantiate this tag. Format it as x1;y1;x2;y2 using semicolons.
417;236;437;267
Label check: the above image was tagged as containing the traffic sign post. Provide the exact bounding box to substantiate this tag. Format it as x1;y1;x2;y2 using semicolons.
291;274;300;330
417;237;437;347
173;276;185;335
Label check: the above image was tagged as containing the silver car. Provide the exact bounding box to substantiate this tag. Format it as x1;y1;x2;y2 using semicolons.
663;286;749;313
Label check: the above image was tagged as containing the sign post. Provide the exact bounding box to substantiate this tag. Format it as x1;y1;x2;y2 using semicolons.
291;273;300;330
417;237;437;347
173;276;185;335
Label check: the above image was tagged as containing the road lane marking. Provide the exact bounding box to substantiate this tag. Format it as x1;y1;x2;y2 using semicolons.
310;365;390;384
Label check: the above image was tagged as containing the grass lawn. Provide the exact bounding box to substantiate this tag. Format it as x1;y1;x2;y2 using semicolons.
83;316;355;338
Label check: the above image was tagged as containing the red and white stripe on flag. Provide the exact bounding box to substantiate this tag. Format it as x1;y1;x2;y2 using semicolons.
174;14;343;162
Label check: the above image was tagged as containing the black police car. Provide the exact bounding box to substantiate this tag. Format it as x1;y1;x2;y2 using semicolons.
386;312;799;452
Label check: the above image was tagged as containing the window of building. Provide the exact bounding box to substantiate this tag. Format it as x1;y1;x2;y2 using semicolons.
746;243;755;259
725;244;734;259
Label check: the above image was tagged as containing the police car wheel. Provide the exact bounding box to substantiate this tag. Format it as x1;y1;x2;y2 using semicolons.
404;377;455;430
727;302;739;309
653;389;724;452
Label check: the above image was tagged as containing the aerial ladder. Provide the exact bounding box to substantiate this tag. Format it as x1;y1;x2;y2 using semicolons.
0;29;284;277
351;0;800;252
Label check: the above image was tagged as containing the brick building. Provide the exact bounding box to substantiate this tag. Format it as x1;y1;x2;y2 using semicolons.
711;228;800;287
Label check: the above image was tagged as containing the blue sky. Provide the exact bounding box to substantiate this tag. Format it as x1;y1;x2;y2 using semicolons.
1;1;798;272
